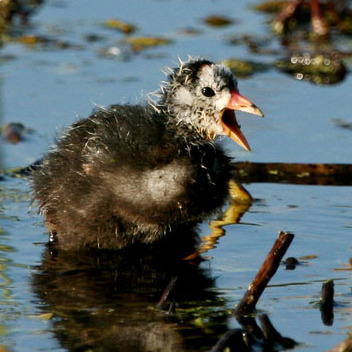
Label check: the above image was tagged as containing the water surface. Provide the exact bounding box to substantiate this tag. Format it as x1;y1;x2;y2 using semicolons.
0;1;352;351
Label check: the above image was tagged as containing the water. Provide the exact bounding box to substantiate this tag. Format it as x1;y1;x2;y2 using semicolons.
0;0;352;351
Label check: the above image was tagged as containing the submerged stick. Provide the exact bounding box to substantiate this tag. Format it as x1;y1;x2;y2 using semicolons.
234;231;295;316
156;276;178;310
320;279;334;326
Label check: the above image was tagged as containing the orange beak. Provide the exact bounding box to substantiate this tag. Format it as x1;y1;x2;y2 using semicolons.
221;89;264;151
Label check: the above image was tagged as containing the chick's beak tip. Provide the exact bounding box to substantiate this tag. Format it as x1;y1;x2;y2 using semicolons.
227;90;264;117
221;90;263;152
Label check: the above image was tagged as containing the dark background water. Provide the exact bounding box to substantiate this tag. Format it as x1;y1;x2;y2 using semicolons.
0;1;351;351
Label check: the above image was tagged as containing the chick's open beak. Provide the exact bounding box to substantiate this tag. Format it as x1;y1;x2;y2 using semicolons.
221;89;264;151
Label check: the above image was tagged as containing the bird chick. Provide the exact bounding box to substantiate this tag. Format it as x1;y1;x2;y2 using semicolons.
31;57;263;250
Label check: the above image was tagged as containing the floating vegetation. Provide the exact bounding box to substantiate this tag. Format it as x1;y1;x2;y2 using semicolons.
101;18;137;35
126;36;172;51
0;0;44;40
223;58;268;77
13;34;82;50
253;1;288;14
275;52;347;84
0;0;33;30
0;0;20;24
203;15;234;27
176;304;230;331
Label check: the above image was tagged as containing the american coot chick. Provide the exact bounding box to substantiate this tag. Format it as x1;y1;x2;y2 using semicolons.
32;57;263;250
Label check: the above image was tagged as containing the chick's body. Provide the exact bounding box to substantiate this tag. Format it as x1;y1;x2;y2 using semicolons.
33;104;231;249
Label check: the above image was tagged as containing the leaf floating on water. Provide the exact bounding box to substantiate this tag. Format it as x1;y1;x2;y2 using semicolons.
203;15;234;27
127;36;171;51
102;18;137;34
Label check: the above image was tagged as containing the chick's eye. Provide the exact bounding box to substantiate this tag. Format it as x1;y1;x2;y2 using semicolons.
202;87;215;97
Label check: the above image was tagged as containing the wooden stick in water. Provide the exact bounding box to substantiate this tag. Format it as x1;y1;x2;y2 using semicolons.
234;231;295;316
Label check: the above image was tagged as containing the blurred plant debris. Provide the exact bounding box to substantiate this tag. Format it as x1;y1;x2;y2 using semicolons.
11;34;83;50
178;27;203;36
176;303;230;332
203;15;234;27
276;52;347;84
332;118;352;131
1;122;26;144
0;0;43;33
101;18;137;35
223;58;269;77
254;0;352;38
126;36;172;51
228;34;276;55
226;32;350;85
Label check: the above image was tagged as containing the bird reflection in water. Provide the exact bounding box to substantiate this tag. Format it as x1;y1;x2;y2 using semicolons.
32;226;228;352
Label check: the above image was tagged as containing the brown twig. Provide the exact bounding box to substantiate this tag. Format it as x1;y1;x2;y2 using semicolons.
234;231;295;317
